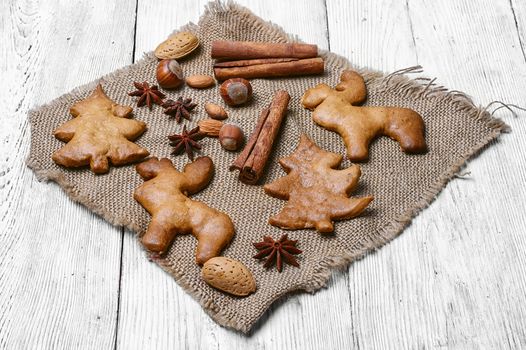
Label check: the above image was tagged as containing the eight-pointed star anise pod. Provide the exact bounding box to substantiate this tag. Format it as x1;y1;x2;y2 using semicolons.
167;125;205;160
253;234;302;272
128;81;165;109
162;97;197;122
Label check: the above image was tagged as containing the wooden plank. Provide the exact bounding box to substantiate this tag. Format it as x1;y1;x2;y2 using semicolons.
328;0;526;348
327;0;418;71
115;1;358;349
510;0;526;62
0;0;136;348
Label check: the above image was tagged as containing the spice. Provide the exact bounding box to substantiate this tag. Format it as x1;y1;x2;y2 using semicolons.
230;90;290;184
128;81;165;109
163;97;197;122
167;125;204;160
211;41;318;60
213;57;324;81
253;234;302;272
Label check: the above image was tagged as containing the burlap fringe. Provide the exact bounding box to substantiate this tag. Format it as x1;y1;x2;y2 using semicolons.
26;0;514;334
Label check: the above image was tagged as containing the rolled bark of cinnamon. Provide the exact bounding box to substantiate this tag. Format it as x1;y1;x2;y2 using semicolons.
214;58;299;68
214;57;324;81
211;41;318;60
230;90;290;184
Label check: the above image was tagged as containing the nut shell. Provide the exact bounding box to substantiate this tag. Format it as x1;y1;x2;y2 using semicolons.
156;59;184;89
204;103;228;120
219;78;252;106
201;257;256;296
219;124;244;151
186;75;215;89
154;32;199;60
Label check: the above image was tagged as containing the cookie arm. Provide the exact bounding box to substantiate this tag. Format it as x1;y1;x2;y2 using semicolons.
53;118;82;141
263;175;294;199
113;118;147;140
330;196;374;221
327;164;362;195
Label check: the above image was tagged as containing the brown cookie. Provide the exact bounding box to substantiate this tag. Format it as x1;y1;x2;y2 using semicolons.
52;84;149;174
134;156;234;265
264;135;373;233
301;70;427;161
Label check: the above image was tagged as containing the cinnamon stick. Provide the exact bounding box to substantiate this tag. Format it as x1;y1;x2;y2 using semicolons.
230;90;290;184
214;57;324;81
214;57;299;68
211;41;318;60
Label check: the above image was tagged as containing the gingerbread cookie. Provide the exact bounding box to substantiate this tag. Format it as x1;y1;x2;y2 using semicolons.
52;84;149;173
264;135;373;233
134;157;234;265
301;70;427;161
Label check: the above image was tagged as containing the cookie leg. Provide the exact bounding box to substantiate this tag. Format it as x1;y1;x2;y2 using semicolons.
385;108;427;153
189;203;235;265
141;212;178;254
344;133;372;162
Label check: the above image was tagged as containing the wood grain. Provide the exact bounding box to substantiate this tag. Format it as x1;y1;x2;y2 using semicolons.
114;1;356;349
328;0;526;348
0;0;135;348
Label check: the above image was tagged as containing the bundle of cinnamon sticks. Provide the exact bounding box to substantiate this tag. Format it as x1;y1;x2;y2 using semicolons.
230;90;290;184
212;41;324;80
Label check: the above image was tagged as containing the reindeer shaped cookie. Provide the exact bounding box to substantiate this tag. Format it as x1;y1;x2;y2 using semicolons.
134;157;234;265
302;70;427;161
53;84;149;173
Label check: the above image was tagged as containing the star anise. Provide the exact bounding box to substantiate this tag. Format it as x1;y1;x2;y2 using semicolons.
167;125;205;160
253;234;302;272
128;81;165;109
162;97;197;122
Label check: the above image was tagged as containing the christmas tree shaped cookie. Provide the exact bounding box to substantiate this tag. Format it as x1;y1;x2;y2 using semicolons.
52;84;149;174
264;135;373;233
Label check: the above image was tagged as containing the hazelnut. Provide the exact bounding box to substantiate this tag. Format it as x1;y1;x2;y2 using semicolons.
156;59;184;89
219;123;244;151
204;103;228;120
219;78;252;106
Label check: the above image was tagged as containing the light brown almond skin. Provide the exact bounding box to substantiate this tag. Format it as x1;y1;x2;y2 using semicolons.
201;257;256;296
198;119;224;137
154;32;199;60
186;75;216;89
204;103;228;120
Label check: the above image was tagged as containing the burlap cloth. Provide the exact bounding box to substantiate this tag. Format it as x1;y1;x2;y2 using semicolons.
26;2;507;333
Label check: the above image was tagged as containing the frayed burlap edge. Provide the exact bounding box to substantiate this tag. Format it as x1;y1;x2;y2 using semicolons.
26;0;510;334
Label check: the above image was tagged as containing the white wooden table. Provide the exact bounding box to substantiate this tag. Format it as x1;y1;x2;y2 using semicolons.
1;0;526;348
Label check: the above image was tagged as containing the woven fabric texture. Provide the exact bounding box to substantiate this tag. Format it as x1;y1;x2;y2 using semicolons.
27;2;507;333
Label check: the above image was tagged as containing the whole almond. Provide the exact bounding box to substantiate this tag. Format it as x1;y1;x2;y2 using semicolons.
204;103;228;120
201;257;256;297
198;119;224;137
154;32;199;60
186;75;215;89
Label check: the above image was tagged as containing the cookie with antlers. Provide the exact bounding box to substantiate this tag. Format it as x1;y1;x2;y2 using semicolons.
52;84;149;173
134;156;234;265
264;135;373;233
301;70;427;161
